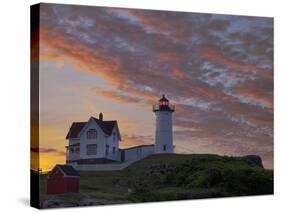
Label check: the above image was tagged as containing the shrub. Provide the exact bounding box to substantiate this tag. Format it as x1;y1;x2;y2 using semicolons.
223;168;273;195
202;168;223;188
128;191;177;202
129;164;173;192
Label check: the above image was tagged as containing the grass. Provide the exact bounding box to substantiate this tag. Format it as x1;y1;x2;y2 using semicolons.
39;154;273;208
40;170;130;203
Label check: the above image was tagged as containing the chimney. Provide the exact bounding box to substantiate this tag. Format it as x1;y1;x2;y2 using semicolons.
99;112;103;121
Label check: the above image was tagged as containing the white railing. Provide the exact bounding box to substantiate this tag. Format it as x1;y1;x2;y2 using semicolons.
153;103;175;111
71;160;135;171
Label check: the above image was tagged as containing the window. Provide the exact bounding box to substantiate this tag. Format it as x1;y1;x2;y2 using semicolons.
75;147;80;153
86;144;97;155
106;144;109;156
70;148;74;154
112;147;116;154
87;129;97;139
163;145;167;151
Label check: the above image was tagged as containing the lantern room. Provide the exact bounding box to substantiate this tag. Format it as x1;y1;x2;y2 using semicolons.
153;95;175;112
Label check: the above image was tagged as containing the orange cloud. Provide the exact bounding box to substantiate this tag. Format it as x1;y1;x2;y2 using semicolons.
105;7;192;44
31;5;273;170
40;152;65;172
31;148;65;171
95;90;141;104
120;134;154;148
201;47;258;72
249;114;273;126
40;27;124;86
40;26;160;105
105;7;137;18
172;68;187;79
119;86;158;105
159;52;180;62
134;13;191;44
234;85;273;109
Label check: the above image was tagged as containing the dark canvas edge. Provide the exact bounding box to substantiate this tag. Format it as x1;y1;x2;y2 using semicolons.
30;3;41;209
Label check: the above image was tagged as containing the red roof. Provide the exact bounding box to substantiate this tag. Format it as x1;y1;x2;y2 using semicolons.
66;117;118;139
159;94;169;102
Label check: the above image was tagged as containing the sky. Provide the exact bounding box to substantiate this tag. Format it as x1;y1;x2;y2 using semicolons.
31;3;273;171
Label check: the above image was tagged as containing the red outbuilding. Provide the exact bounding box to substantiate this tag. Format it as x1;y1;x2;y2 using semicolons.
47;164;80;194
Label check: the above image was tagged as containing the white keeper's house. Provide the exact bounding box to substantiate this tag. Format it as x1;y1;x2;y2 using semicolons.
65;95;175;170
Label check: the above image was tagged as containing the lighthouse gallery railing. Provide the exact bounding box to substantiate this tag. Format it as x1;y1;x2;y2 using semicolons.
153;103;175;111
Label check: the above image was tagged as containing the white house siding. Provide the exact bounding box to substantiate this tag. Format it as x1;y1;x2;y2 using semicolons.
66;118;121;162
122;145;155;162
69;138;80;145
104;127;120;161
65;116;161;171
67;144;80;161
79;120;106;159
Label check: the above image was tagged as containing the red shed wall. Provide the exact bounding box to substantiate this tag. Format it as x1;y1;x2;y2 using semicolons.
47;176;65;194
47;167;80;194
65;178;80;193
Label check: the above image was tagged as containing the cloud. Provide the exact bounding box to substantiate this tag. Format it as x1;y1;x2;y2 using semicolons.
120;134;154;148
37;4;273;168
31;147;65;156
95;89;141;104
201;47;258;72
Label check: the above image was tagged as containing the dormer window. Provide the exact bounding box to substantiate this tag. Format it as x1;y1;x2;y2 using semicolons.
87;129;97;139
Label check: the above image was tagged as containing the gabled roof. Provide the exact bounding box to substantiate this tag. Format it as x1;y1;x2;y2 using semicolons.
55;165;79;177
66;116;120;139
93;117;117;136
66;122;87;139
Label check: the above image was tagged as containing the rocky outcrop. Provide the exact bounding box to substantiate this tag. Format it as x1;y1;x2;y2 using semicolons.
42;197;128;208
242;155;264;168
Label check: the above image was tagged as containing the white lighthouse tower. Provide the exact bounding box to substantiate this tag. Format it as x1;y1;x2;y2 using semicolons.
153;95;175;154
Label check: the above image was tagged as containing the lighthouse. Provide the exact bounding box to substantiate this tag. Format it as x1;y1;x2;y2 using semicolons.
153;95;175;153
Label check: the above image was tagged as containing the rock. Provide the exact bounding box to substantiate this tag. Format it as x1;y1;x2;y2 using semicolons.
243;155;263;168
79;198;105;206
115;179;129;187
42;199;76;208
177;189;225;200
